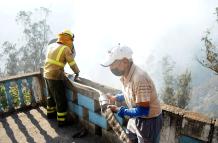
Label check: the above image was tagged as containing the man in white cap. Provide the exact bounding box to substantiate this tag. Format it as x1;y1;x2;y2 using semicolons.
101;45;162;143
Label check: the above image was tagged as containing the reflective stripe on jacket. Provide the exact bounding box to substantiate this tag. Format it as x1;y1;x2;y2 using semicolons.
44;43;79;80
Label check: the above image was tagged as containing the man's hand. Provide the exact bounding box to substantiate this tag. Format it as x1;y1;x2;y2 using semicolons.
107;105;119;112
106;93;116;102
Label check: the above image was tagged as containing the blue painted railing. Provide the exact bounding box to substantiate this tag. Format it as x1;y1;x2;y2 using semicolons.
0;72;42;114
16;79;25;107
0;98;3;113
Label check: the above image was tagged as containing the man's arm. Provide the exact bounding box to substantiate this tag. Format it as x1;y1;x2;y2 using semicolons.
117;80;152;118
65;47;80;75
117;105;149;118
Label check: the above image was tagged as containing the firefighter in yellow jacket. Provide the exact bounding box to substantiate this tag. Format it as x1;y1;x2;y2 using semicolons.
44;29;80;127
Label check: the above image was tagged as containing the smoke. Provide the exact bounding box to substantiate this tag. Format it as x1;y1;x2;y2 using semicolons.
63;0;218;91
0;0;217;90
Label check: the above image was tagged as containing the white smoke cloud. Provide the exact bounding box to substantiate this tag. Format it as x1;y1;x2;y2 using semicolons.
0;0;217;90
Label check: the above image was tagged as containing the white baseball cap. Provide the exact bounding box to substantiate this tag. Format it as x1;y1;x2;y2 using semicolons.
101;45;133;67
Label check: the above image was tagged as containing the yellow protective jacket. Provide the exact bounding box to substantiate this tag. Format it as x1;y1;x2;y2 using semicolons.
43;43;80;80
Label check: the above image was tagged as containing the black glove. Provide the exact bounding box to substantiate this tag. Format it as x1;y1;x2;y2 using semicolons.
75;73;79;80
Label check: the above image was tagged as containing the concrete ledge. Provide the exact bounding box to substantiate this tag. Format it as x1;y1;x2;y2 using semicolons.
66;89;77;102
183;111;211;124
76;77;119;94
88;110;108;129
160;110;182;143
80;119;102;135
78;93;95;111
182;111;212;141
68;102;83;118
161;103;184;116
0;72;41;83
76;93;101;112
74;84;100;100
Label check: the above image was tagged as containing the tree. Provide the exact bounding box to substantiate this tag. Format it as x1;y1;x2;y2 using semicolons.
175;70;192;109
161;56;192;109
0;44;4;77
16;7;51;72
2;41;20;76
161;56;176;106
0;65;3;78
198;8;218;74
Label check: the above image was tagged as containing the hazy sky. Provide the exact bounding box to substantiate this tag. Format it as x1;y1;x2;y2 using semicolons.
0;0;218;90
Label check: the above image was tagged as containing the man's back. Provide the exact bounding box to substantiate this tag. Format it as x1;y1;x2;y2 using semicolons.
121;64;162;118
44;43;69;80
